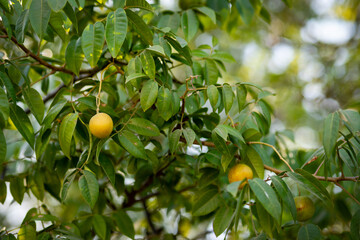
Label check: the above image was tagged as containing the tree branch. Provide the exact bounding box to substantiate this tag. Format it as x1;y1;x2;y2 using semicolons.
7;33;74;74
141;199;159;234
190;139;359;183
123;158;176;208
263;164;359;182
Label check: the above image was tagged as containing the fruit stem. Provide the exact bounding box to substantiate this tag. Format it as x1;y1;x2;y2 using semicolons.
96;63;113;114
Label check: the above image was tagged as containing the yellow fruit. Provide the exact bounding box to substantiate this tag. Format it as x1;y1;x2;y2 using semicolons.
89;113;113;139
294;196;315;222
228;163;253;189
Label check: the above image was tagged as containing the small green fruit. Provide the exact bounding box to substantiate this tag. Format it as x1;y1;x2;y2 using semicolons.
294;196;315;222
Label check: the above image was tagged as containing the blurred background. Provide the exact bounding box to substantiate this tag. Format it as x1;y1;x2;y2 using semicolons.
1;0;360;239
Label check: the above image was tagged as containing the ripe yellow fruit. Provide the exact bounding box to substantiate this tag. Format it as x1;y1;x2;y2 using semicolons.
294;196;315;222
228;163;254;189
89;113;113;139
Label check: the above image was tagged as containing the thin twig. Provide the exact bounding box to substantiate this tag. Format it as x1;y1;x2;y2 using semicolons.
263;164;359;182
0;54;29;65
335;182;360;205
314;159;325;176
248;141;294;172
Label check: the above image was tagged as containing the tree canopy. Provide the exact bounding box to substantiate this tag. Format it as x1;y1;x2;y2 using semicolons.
0;0;359;239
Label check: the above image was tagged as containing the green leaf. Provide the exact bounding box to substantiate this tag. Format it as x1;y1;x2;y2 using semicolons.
9;104;35;148
140;50;155;79
125;0;153;11
0;0;11;13
59;112;78;159
218;124;245;143
0;130;6;164
221;153;234;173
6;60;30;87
226;181;242;197
236;0;254;25
81;22;105;67
92;214;107;240
0;180;7;204
147;45;166;57
271;175;296;221
127;118;160;136
23;88;45;124
0;11;12;39
193;187;221;216
60;169;77;202
181;9;199;41
113;210;135;239
0;87;9;121
243;128;262;141
249;178;281;223
207;85;219;110
29;0;51;39
234;185;247;232
196;6;216;24
211;52;236;63
99;154;116;187
213;205;233;237
211;130;230;156
18;224;36;240
49;11;67;41
118;130;147;159
140;80;158;111
323;112;339;162
341;109;360;132
105;8;128;58
204;59;218;85
0;71;17;103
260;7;271;24
199;168;219;189
29;172;45;201
78;170;99;208
256;199;274;239
295;168;331;200
183;128;196;146
156;87;172;121
245;146;264;179
287;170;331;205
31;214;58;222
15;9;30;44
237;85;247;112
42;100;67;130
222;84;235;115
214;125;228;141
47;0;67;12
297;224;322;240
169;129;182;154
1;234;16;240
126;73;148;83
351;209;360;240
281;0;292;7
63;2;78;32
166;36;193;65
65;38;84;76
125;9;153;45
10;177;25;204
